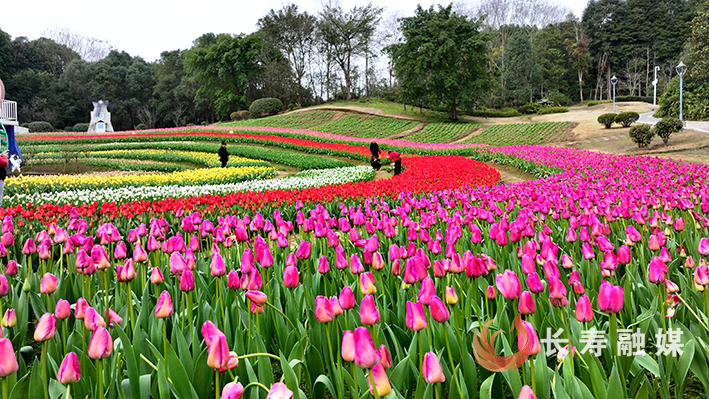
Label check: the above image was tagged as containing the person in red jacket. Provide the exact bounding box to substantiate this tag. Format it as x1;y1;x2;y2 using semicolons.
388;150;402;175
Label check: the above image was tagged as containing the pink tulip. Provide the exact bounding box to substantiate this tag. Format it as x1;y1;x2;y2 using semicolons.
496;270;522;299
342;330;355;362
379;344;392;368
350;254;364;274
548;277;567;300
179;268;195;291
598;280;624;313
581;243;595;259
34;313;56;341
518;291;536;315
0;233;14;248
151;267;164;284
315;296;333;323
371;252;385;270
227;271;240;290
699;238;709;256
445;286;458;305
210;253;226;277
84;307;106;331
74;298;88;319
518;320;541;356
518;385;538;399
105;308;123;328
360;272;377;295
133;243;148;263
360;294;380;325
57;352;81;384
367;364;392;396
266;382;293;399
330;297;343;316
88;326;113;359
353;327;381;369
317;256;330;274
406;301;427;331
340;286;355;310
0;338;19;377
155;291;173;319
575;294;593;322
117;259;137;282
429;295;450;322
22;238;36;255
4;260;17;276
422;352;445;383
418;277;435;305
0;274;7;297
295;241;311;259
55;299;71;320
525;272;544;293
222;382;244;399
486;285;496;299
207;335;229;369
283;266;299;288
648;257;668;284
245;290;267;306
201;321;225;347
1;309;16;328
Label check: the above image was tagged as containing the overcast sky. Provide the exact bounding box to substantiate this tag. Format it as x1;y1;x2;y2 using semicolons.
3;0;589;62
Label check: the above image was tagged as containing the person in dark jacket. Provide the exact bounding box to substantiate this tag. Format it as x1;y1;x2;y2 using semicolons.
218;142;229;168
369;141;380;158
388;150;402;175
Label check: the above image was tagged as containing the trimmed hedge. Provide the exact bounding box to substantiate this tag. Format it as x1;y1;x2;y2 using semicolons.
597;113;616;129
614;112;639;127
469;108;522;117
73;123;89;132
537;107;569;115
654;117;683;144
250;98;283;118
28;121;54;133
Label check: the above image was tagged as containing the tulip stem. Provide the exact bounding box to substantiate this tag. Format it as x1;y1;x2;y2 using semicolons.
187;291;195;350
659;285;666;333
368;368;381;399
417;331;424;371
162;320;168;375
97;359;104;399
675;294;709;333
444;323;464;399
237;353;281;361
42;342;48;399
127;283;135;334
530;358;537;394
214;371;219;399
243;382;270;394
102;271;109;313
325;323;342;399
64;384;71;399
3;377;9;399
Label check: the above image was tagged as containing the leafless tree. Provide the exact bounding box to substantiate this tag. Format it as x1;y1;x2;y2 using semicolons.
137;105;159;129
41;28;113;62
375;9;404;88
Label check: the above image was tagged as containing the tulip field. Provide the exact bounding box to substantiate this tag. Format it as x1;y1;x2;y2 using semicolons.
0;119;709;399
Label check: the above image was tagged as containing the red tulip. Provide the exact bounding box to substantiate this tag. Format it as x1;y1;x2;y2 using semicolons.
88;326;113;359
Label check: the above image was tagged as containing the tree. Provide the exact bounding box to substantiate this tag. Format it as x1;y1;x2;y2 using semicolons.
41;28;113;62
185;33;264;120
154;50;196;127
257;4;316;106
502;33;542;103
317;2;383;100
387;5;492;120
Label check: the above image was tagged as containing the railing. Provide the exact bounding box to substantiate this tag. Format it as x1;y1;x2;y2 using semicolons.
0;100;17;122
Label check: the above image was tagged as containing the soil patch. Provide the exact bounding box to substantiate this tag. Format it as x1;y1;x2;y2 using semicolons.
482;161;536;185
385;123;426;139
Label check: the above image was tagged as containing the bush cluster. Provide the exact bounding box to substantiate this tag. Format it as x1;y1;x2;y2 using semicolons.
135;123;148;130
73;123;89;132
586;100;612;107
614;112;640;127
230;110;251;121
654;117;683;144
537;107;569;115
597;113;616;129
28;121;54;133
249;98;283;118
629;124;654;147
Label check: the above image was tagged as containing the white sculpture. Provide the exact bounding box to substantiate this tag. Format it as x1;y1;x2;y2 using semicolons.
88;100;114;133
9;154;21;174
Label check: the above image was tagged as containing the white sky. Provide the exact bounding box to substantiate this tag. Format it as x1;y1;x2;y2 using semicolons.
3;0;589;62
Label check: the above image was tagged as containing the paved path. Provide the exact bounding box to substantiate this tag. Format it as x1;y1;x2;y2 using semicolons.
638;112;709;133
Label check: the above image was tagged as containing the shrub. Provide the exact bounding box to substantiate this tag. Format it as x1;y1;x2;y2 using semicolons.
135;123;148;130
614;112;640;127
469;108;522;117
537;107;569;115
28;121;54;132
586;100;612;106
616;96;652;103
597;113;616;129
230;110;251;121
517;106;529;114
629;124;655;147
521;103;540;114
249;98;283;118
73;123;89;132
547;91;572;106
654;117;683;144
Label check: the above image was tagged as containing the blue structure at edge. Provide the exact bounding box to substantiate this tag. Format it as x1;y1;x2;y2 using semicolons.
0;122;23;166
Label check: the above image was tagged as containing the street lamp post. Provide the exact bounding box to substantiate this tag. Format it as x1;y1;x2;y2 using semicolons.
676;62;687;121
611;75;618;113
653;66;660;106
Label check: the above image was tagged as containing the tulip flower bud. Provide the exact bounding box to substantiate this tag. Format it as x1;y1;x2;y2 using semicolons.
518;320;541;356
429;295;450;323
353;327;381;369
88;326;113;359
367;364;392;396
0;274;7;297
422;352;445;383
266;382;293;399
57;352;81;384
207;335;229;369
339;286;355;310
359;295;380;325
34;313;57;341
179;268;195;292
1;309;16;328
245;290;267;306
5;260;17;276
486;285;496;299
341;330;355;362
0;338;19;377
55;299;71;320
283;266;299;288
40;272;58;294
379;344;392;369
315;296;333;323
405;301;427;331
518;385;538;399
227;270;240;290
518;291;536;315
222;382;244;399
155;291;174;319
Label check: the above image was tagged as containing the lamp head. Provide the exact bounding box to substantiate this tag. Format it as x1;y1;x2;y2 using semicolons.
610;75;618;85
676;61;687;76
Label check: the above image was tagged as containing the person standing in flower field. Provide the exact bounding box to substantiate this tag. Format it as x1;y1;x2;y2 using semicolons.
388;150;402;175
218;142;229;168
369;141;382;171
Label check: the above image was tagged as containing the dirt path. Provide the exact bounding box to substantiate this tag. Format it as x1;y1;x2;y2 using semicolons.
482;161;536;184
385;123;425;139
289;106;421;121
